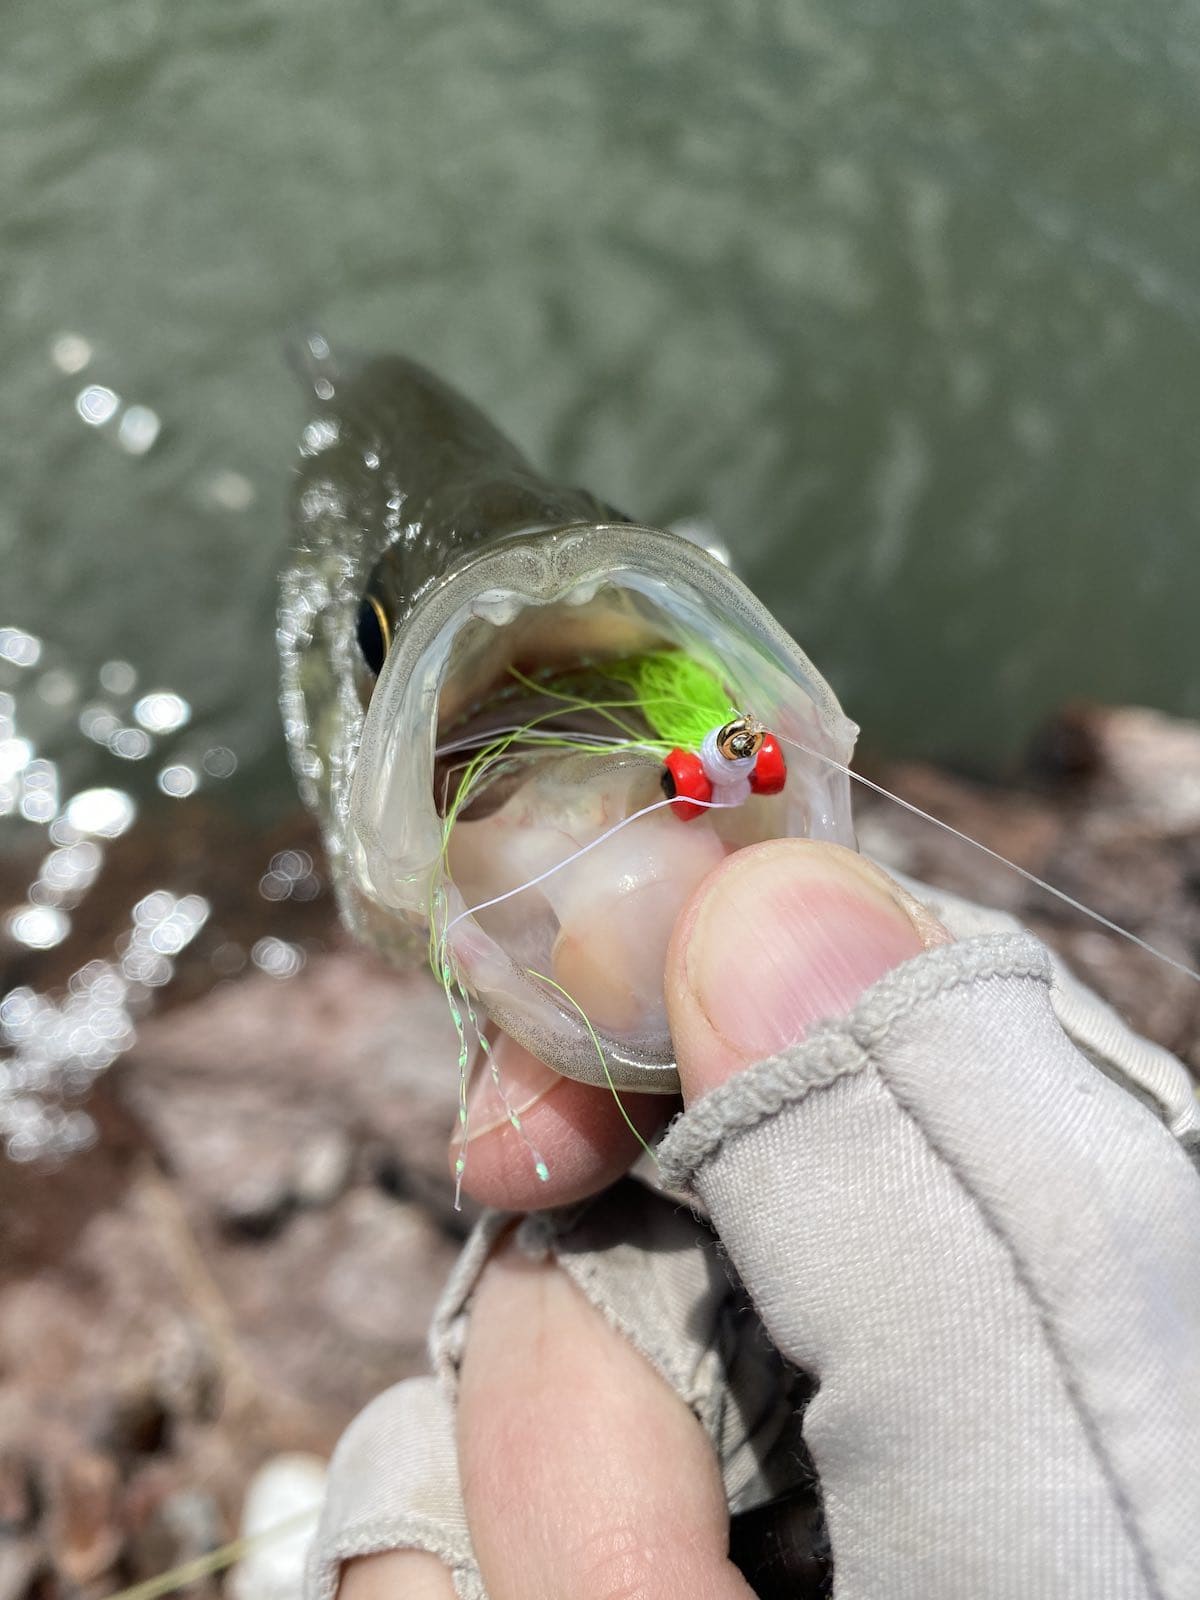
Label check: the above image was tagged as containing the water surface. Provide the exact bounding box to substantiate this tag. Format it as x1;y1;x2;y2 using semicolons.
4;0;1200;804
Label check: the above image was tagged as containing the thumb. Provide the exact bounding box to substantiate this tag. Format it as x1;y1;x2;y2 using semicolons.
665;838;947;1100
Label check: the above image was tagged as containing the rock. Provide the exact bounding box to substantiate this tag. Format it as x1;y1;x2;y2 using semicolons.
317;1191;450;1346
212;1185;457;1420
1035;703;1200;833
229;1454;326;1600
122;950;464;1231
0;1541;45;1600
44;1449;122;1587
0;1452;38;1535
292;1130;352;1209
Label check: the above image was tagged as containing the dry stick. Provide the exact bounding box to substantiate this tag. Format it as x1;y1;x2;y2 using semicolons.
133;1159;263;1426
100;1508;320;1600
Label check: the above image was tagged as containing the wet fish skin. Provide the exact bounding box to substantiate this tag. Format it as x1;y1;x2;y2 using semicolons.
294;355;608;634
279;353;614;951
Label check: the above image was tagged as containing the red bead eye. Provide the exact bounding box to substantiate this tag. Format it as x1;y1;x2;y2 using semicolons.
662;748;714;820
748;733;786;796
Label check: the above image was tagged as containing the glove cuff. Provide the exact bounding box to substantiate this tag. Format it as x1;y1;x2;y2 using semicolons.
657;931;1050;1190
305;1377;484;1600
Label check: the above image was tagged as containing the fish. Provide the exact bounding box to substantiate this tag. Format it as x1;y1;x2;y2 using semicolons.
279;344;859;1092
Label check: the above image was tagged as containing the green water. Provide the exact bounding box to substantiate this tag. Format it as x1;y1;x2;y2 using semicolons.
5;0;1200;804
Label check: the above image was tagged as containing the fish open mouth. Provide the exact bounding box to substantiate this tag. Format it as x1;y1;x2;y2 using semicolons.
348;522;858;1090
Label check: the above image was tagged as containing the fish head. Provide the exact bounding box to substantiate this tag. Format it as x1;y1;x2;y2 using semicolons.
280;358;858;1091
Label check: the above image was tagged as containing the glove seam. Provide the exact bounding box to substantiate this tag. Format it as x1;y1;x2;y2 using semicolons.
657;932;1051;1189
870;1062;1166;1600
539;1225;725;1431
430;1210;515;1390
517;1188;740;1441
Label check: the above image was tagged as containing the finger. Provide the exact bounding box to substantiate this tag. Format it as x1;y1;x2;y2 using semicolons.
666;838;944;1099
338;1550;457;1598
452;1033;673;1210
458;1242;756;1600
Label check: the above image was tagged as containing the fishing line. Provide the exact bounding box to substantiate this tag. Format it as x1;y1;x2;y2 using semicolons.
428;667;725;1196
446;723;1198;982
775;732;1200;985
430;713;591;1198
440;792;734;941
436;791;732;1199
435;901;528;1210
428;890;547;1206
110;667;1200;1600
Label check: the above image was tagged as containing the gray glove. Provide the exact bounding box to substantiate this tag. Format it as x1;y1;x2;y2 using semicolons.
308;873;1200;1600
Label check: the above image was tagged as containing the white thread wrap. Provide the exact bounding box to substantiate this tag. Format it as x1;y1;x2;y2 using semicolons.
699;727;754;807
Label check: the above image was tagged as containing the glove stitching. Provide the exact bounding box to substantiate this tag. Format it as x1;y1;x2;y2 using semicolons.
658;934;1051;1189
871;1061;1166;1600
659;1034;868;1190
307;1514;480;1600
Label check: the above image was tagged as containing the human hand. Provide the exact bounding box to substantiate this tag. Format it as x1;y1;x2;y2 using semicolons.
320;840;1200;1600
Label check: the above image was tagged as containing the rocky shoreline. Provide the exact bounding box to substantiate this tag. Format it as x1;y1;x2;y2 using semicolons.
2;702;1198;1599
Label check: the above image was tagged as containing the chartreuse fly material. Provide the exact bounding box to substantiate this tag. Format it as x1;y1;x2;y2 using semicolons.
597;650;737;752
428;648;737;1197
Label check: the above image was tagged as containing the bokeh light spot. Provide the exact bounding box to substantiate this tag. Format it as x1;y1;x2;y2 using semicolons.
75;385;119;426
117;405;162;456
134;691;191;735
64;787;136;838
6;905;71;950
157;764;198;798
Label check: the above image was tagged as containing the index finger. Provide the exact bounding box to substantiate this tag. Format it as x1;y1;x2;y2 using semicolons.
451;1032;673;1210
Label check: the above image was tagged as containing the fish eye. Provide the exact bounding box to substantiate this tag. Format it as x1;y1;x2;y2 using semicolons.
356;594;390;676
